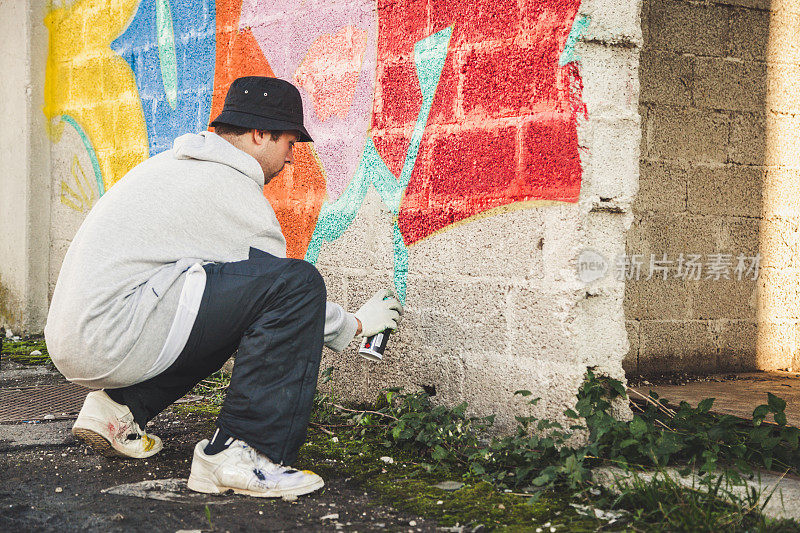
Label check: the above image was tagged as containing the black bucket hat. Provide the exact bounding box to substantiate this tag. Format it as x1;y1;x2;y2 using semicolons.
210;77;313;142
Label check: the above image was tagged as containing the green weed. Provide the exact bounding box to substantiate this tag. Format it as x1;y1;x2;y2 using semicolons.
0;335;50;365
186;366;800;530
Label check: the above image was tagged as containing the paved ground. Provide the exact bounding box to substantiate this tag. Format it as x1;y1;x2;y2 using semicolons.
0;363;437;532
630;371;800;427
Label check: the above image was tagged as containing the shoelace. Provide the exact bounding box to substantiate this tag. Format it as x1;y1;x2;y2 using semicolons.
240;444;291;477
125;421;147;441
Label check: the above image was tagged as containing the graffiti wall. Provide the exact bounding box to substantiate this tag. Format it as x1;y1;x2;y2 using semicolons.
44;0;586;300
40;0;640;425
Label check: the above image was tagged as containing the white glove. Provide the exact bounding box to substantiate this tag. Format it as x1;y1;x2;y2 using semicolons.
354;289;403;337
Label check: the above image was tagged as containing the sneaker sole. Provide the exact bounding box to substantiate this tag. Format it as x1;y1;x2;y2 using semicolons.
72;427;128;458
187;476;324;498
71;427;163;459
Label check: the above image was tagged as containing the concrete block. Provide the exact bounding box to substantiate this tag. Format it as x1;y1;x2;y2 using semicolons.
315;188;396;274
578;0;643;45
638;320;718;374
755;320;796;370
520;117;582;201
624;272;692;320
624;320;640;375
347;271;398;313
762;168;800;218
716;320;758;371
373;59;424;131
418;307;507;354
765;11;800;65
687;165;762;217
581;212;633;289
714;0;770;11
372;344;465;402
689;278;758;320
765;113;800;167
719;217;760;258
586;118;641;200
626;213;721;259
576;42;639;117
756;268;800;321
543;205;585;285
462;44;557;118
644;0;728;56
766;64;800;115
434;0;519;47
639;50;693;106
626;213;668;258
759;217;799;269
508;285;577;362
771;0;800;16
316;268;348;310
375;0;429;58
729;8;769;62
694;58;767;112
645;108;729;164
461;353;587;432
397;272;522;361
635;159;687;213
406;205;547;280
729;112;766;165
320;342;467;409
575;283;629;376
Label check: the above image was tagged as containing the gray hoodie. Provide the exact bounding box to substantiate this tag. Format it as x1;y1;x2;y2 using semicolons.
45;131;357;388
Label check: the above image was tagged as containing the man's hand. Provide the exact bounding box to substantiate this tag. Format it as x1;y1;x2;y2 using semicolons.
354;289;403;337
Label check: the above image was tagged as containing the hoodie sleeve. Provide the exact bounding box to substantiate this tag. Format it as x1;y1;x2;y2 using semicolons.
324;302;359;352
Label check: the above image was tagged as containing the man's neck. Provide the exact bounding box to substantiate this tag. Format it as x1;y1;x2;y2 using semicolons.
217;132;246;152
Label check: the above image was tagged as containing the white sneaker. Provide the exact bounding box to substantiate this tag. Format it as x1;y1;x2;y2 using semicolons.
71;390;163;459
187;439;324;498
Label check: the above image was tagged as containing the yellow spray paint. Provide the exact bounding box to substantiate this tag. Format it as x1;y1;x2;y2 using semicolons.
60;155;97;212
142;433;156;452
43;0;149;191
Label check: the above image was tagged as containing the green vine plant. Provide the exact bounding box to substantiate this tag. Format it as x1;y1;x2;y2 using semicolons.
313;369;800;492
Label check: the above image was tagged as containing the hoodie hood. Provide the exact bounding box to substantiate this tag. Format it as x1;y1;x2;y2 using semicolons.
172;131;265;186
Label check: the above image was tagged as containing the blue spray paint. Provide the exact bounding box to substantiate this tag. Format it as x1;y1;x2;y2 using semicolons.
558;14;590;66
111;0;216;155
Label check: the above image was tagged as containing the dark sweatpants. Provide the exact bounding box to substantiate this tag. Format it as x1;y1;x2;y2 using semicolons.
106;247;327;466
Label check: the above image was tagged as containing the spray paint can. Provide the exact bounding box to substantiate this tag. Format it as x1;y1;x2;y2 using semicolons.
358;329;391;362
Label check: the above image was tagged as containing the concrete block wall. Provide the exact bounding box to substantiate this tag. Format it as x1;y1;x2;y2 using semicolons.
3;0;640;427
627;0;772;374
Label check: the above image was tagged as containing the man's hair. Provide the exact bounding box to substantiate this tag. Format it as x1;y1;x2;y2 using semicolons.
213;123;283;141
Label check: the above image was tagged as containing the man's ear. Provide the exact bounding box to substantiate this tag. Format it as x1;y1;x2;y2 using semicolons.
250;129;266;146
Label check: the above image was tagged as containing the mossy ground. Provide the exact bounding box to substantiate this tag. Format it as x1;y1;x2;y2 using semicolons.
298;427;601;531
0;336;50;365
